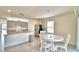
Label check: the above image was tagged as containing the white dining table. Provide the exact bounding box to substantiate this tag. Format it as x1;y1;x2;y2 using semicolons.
41;34;64;51
44;34;64;42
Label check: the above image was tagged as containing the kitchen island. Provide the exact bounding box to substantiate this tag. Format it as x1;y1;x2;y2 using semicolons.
5;32;34;47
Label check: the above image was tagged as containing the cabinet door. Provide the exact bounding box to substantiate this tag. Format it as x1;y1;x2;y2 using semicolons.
7;21;17;35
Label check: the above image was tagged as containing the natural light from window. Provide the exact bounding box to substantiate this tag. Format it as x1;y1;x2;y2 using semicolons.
47;21;54;33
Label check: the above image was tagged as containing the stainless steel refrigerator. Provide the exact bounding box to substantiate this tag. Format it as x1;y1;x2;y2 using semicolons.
34;24;43;37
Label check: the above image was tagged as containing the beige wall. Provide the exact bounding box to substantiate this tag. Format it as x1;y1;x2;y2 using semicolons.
51;11;77;46
33;11;77;46
28;19;44;31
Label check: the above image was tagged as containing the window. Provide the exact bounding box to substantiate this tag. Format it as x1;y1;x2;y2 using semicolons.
47;21;54;33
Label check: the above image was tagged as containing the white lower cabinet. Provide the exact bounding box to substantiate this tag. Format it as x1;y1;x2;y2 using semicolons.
5;33;30;47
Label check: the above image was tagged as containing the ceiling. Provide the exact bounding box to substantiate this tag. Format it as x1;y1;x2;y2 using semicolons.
0;6;74;19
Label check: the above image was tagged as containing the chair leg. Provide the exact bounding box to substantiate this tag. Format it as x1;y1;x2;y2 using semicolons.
65;48;67;52
40;48;42;52
60;48;63;52
53;47;57;52
60;48;62;52
55;48;57;52
45;47;47;52
40;46;43;52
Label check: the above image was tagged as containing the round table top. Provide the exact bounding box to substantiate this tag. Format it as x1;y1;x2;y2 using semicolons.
40;34;64;42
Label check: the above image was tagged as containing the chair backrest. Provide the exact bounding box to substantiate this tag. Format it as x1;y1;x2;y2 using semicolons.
64;34;71;47
40;31;45;36
39;34;46;44
40;31;45;34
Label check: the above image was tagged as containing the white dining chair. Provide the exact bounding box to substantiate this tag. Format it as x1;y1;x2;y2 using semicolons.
39;34;52;52
40;31;45;36
55;34;71;52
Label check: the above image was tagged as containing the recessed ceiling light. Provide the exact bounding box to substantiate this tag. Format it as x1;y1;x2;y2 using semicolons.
8;10;12;12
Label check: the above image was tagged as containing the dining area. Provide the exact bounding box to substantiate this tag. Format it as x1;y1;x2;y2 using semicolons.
0;6;78;52
39;31;71;52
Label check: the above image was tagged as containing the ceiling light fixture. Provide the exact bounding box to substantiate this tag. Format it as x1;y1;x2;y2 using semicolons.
8;9;12;12
8;9;12;16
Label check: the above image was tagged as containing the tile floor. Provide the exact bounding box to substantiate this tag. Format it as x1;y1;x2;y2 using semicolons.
5;36;79;52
